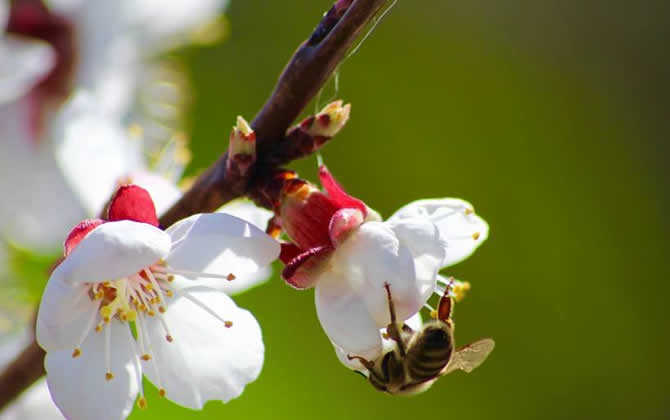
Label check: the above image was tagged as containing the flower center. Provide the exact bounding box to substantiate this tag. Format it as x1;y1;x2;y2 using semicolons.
7;0;76;139
71;259;236;407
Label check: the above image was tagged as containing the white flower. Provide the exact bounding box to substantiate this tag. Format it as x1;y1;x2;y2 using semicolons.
278;166;488;362
0;91;171;251
0;0;228;251
0;0;54;106
36;185;280;420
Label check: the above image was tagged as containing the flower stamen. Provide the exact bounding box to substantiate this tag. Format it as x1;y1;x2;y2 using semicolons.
104;323;113;381
178;291;233;328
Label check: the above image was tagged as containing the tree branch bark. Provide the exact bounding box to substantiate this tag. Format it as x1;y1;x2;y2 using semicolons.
159;0;387;228
0;0;388;411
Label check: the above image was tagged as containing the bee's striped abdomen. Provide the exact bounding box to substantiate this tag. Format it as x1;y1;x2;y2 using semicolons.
406;325;454;380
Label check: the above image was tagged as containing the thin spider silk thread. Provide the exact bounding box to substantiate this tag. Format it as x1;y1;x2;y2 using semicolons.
314;0;399;112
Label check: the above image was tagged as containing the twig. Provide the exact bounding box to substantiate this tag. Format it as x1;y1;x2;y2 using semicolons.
159;0;387;228
0;0;389;411
0;321;45;411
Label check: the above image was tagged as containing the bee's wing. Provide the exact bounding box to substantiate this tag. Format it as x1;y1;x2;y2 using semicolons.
442;338;495;375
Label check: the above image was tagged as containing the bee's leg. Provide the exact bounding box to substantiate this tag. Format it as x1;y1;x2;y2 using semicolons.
383;283;408;357
437;287;454;324
347;355;375;371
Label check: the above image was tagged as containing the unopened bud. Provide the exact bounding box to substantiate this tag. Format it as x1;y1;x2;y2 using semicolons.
227;116;256;176
302;100;351;138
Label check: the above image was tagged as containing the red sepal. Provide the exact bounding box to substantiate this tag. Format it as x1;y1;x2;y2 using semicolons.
280;243;303;265
282;245;333;290
107;185;159;226
318;165;367;216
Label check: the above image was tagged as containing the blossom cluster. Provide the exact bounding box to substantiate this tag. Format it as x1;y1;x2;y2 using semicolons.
0;0;493;419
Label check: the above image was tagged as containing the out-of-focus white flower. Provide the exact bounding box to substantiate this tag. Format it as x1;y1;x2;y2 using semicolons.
0;0;229;251
36;185;280;420
277;165;488;362
0;92;179;252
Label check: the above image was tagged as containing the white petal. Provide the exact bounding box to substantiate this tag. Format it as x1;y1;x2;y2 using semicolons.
316;275;383;360
59;221;170;285
218;200;273;230
127;171;181;216
123;0;229;45
389;198;489;267
36;271;99;351
142;285;263;408
45;322;141;420
213;200;275;294
166;213;279;280
52;92;145;216
385;217;445;303
0;102;86;251
0;378;64;420
0;0;7;30
0;36;55;104
314;222;423;355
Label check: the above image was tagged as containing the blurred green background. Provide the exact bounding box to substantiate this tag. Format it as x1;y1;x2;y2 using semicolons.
8;0;670;419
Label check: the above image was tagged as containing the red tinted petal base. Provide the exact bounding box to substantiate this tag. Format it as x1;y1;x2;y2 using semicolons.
64;218;104;256
107;185;159;227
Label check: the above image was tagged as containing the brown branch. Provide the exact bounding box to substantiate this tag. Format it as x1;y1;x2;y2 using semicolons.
160;0;387;228
0;0;389;411
0;321;45;412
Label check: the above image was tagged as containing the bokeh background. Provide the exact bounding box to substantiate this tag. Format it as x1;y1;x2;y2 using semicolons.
5;1;670;419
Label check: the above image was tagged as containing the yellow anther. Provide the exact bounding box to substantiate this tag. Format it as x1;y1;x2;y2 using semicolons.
95;324;103;333
120;313;128;322
227;273;236;281
472;232;481;240
102;281;111;287
147;310;156;317
103;316;111;323
105;372;114;381
452;281;471;303
100;306;113;319
166;335;174;343
145;283;153;291
465;208;474;215
141;354;152;361
158;258;167;266
158;306;166;313
167;275;174;282
137;397;148;409
165;290;173;297
159;388;166;398
94;291;104;300
430;310;438;319
224;321;233;328
154;296;161;304
381;332;390;340
72;348;81;358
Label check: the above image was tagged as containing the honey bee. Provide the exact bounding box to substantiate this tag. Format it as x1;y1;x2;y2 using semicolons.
347;283;494;395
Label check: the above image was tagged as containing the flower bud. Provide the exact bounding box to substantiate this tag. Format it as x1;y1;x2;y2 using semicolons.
301;100;351;139
227;116;256;176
